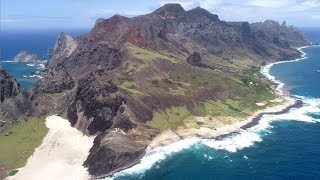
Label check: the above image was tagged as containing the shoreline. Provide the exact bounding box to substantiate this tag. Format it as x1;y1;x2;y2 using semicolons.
144;45;316;153
146;96;297;151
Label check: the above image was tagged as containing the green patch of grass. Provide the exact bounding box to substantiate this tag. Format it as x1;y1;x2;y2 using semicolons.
9;169;19;176
146;106;192;132
192;100;249;118
119;81;143;95
0;117;48;170
125;42;179;63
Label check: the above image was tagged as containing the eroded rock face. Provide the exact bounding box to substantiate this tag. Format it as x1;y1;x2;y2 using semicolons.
0;67;21;102
50;32;78;61
0;67;31;123
84;130;147;177
33;64;75;94
67;70;130;135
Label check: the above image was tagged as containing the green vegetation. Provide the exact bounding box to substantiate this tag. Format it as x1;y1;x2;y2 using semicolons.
240;66;275;101
0;117;48;170
125;42;179;63
119;81;143;95
9;170;19;176
192;100;251;118
146;106;192;131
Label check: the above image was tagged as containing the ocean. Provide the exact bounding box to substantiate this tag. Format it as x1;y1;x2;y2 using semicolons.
0;29;88;89
1;28;320;179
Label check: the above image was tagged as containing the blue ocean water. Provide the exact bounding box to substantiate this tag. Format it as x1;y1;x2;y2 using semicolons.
112;31;320;179
0;29;88;89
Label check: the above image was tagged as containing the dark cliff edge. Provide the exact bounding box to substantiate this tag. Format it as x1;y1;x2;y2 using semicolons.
0;67;31;129
5;3;310;178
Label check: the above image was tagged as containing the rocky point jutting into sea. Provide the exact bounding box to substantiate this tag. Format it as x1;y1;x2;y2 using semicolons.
0;3;311;179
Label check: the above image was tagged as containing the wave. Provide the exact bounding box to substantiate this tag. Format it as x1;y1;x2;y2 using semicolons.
22;74;43;79
26;63;36;67
108;46;320;179
37;63;45;70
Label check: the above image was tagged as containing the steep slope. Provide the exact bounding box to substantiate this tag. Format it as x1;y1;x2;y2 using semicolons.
0;67;21;102
31;3;310;177
0;67;31;128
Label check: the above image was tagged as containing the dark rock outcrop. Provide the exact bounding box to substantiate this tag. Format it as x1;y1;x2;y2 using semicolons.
33;65;75;94
0;67;31;123
0;67;21;102
84;130;147;177
67;70;130;135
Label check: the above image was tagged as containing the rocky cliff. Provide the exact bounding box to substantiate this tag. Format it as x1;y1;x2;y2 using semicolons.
0;67;31;128
0;67;21;102
30;3;310;178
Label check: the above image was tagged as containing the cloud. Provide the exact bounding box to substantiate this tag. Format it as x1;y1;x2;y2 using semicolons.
157;0;320;26
248;0;292;8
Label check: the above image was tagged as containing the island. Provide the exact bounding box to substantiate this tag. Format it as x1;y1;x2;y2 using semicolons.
0;3;310;179
12;50;40;64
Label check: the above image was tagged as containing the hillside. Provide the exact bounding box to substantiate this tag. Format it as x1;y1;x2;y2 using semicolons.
6;3;310;177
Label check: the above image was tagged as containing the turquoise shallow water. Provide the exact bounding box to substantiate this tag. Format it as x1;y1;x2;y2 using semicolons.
0;61;42;89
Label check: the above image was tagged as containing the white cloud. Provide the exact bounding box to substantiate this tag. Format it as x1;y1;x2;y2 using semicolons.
248;0;292;8
156;0;320;26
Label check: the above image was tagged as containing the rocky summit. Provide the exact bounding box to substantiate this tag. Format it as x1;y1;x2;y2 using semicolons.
6;3;310;178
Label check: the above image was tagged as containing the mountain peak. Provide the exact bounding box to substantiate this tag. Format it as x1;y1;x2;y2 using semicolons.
187;6;219;21
152;3;185;18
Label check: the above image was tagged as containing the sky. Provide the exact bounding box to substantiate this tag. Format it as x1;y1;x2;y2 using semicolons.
1;0;320;30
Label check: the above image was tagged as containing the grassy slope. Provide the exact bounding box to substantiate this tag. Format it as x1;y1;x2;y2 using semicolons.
0;117;48;171
119;43;276;135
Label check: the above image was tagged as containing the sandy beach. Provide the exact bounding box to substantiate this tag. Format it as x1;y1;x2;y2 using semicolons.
7;116;94;180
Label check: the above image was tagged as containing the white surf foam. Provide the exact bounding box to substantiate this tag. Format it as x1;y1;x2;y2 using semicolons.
108;46;320;179
26;63;35;67
37;63;45;70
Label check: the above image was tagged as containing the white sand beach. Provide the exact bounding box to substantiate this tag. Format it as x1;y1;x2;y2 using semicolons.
7;115;94;180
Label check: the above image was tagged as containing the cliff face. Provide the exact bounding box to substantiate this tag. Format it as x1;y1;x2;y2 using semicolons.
0;67;21;102
0;67;31;126
31;3;310;177
12;50;39;64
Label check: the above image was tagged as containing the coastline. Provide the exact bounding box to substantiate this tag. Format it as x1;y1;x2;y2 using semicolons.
129;45;315;171
146;96;297;151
